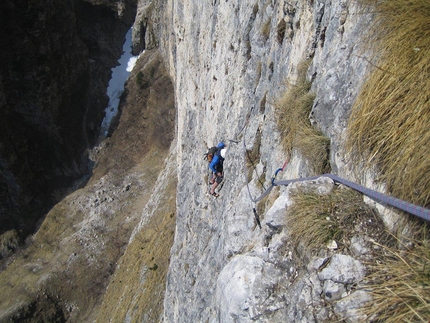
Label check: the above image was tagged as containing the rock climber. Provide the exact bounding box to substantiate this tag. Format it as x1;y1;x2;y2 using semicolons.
208;142;226;197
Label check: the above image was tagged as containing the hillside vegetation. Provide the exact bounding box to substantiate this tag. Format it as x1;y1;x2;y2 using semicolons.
275;60;331;175
347;0;430;208
347;0;430;320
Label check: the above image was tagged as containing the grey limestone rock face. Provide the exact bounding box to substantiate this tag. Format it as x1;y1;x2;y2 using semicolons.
318;254;366;284
350;234;371;257
215;255;286;322
334;290;372;323
323;279;346;302
129;0;378;321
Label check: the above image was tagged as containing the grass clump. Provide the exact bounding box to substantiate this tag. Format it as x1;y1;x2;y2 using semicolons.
287;185;380;253
360;236;430;322
1;229;22;258
347;0;430;207
275;60;330;174
135;70;149;89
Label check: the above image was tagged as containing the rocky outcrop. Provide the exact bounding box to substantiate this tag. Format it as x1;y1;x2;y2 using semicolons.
0;0;135;241
131;0;160;54
211;179;373;322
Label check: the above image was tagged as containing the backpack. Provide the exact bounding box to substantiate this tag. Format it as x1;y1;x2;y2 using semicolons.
204;146;219;163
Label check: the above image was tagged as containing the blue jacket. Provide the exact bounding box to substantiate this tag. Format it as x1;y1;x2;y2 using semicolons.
209;153;221;173
209;142;225;173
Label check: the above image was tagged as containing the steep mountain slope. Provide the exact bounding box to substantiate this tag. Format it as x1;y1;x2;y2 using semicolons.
144;0;426;321
0;48;175;322
1;0;428;322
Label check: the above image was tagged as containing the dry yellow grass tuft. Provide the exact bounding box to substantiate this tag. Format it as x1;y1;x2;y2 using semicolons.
275;60;330;175
287;186;382;253
347;0;430;207
360;235;430;322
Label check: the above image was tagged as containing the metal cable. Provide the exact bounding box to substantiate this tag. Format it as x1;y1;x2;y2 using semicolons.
272;174;430;221
242;111;430;223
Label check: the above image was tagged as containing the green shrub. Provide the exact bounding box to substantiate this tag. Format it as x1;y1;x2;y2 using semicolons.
136;71;144;87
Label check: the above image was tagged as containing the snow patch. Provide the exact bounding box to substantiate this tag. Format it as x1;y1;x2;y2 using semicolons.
100;28;140;138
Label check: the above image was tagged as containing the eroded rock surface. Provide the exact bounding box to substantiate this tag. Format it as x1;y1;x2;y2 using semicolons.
154;0;377;322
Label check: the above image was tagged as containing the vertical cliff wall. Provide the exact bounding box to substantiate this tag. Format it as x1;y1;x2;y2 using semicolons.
150;0;377;321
